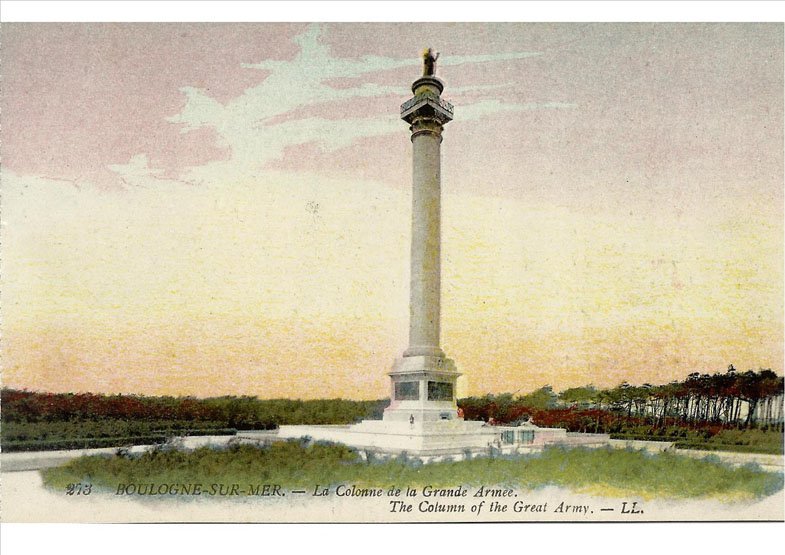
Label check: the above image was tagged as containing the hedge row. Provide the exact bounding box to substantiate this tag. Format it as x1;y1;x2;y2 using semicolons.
2;428;237;452
609;434;676;443
2;419;232;443
673;442;784;455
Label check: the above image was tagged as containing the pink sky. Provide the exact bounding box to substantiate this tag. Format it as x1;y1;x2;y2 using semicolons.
1;23;782;398
4;24;781;205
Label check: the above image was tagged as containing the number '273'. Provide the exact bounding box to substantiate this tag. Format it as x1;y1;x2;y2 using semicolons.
65;483;92;495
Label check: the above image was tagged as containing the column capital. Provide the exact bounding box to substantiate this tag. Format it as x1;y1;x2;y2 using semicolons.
409;118;444;141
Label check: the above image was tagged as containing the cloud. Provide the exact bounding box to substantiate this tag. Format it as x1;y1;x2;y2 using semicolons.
440;51;543;66
162;24;563;182
459;100;577;120
107;154;179;189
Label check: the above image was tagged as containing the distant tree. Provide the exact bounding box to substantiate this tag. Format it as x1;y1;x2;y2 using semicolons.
519;386;558;410
559;385;599;407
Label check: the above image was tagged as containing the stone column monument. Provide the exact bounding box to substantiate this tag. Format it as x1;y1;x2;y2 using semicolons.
269;49;603;455
383;48;461;423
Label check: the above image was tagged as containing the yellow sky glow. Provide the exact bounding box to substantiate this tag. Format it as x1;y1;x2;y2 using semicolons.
2;166;781;399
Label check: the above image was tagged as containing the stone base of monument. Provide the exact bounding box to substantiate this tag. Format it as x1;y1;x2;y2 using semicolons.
276;419;494;456
241;420;611;459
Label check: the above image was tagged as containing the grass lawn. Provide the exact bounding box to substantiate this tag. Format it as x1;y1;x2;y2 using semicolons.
41;441;784;501
674;428;784;454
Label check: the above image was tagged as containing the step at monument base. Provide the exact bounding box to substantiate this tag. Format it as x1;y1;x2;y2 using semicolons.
271;420;611;457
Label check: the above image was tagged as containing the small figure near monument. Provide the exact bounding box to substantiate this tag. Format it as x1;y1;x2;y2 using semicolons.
423;47;439;76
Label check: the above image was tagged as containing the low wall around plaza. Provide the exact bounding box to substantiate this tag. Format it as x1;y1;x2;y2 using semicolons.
608;438;675;453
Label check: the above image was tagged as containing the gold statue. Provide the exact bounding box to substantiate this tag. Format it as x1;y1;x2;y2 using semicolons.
423;48;439;77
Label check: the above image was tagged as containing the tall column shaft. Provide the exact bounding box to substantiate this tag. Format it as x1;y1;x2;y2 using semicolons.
386;71;458;423
406;125;444;358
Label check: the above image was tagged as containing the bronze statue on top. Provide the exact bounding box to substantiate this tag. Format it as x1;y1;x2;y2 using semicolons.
422;48;439;77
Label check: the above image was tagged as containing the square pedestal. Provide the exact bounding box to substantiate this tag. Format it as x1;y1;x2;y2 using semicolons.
384;355;462;423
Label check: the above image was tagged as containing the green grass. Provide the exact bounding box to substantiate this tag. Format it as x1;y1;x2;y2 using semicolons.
41;441;784;501
695;428;784;453
611;428;784;455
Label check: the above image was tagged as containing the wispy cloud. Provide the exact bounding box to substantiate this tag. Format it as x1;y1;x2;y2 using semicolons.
107;154;178;189
460;100;577;120
156;24;566;186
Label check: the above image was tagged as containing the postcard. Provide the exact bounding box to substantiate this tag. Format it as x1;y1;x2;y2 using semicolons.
0;21;782;524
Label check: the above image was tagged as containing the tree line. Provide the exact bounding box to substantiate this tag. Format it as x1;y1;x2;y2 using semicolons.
2;367;781;432
558;367;783;429
456;368;783;439
1;389;385;429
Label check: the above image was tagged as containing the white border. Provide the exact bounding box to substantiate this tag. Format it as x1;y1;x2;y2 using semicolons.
1;1;784;23
2;522;785;555
1;1;783;552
